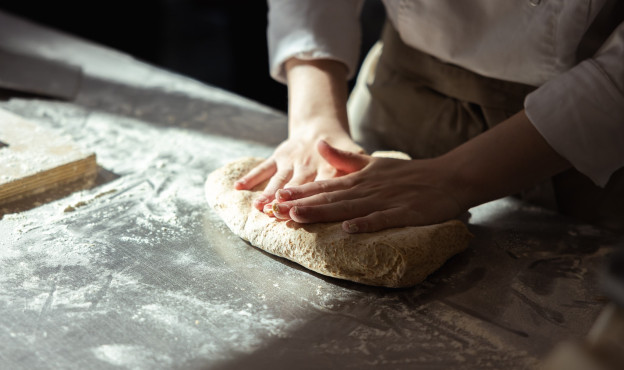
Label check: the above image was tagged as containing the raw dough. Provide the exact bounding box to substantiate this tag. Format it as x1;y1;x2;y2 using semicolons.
205;157;472;288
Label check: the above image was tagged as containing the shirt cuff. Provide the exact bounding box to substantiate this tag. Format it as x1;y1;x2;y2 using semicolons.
525;59;624;187
267;0;362;84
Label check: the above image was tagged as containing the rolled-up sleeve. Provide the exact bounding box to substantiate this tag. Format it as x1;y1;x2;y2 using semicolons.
267;0;363;84
525;22;624;187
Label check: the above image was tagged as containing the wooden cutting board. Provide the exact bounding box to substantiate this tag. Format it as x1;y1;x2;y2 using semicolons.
0;108;97;206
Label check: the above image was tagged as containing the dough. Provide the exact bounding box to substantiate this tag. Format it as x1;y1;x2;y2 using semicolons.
205;157;472;288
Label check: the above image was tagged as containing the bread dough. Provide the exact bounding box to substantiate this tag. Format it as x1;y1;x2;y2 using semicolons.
205;157;472;288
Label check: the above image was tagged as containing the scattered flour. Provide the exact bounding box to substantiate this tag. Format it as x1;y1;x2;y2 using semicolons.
93;344;173;369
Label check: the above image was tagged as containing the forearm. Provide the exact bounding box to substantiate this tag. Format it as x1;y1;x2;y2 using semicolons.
441;110;571;210
285;58;351;138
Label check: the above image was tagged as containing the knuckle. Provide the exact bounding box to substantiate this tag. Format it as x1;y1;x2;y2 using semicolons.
346;175;364;189
358;218;372;233
256;159;275;173
321;193;334;204
380;210;393;224
293;205;313;221
264;180;279;191
286;188;300;198
275;172;291;182
344;176;357;188
340;200;356;214
297;162;313;175
318;180;331;193
368;210;393;231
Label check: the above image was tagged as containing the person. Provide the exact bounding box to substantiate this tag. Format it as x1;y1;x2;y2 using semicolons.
235;0;624;233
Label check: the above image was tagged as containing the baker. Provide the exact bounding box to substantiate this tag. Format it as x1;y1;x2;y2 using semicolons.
235;0;624;233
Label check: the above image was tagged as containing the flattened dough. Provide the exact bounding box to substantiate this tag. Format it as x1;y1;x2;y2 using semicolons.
205;157;472;288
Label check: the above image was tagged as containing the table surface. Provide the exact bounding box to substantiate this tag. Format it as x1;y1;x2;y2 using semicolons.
1;11;622;370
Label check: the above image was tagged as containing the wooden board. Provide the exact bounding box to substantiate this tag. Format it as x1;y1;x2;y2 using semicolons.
0;108;96;206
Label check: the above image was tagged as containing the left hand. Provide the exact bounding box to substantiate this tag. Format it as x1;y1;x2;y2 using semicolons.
267;140;464;233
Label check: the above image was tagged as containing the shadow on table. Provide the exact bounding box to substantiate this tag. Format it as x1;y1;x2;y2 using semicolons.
198;198;622;370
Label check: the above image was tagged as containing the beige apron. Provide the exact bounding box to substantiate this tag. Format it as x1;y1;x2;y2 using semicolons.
348;22;624;232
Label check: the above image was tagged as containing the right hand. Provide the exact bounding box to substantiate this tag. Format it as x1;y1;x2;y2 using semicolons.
234;123;364;211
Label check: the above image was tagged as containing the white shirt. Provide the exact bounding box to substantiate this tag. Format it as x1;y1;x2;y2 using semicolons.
267;0;624;187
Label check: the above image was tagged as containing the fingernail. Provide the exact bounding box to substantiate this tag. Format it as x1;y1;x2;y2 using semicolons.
263;203;274;216
344;221;359;233
276;189;291;201
272;203;287;215
254;195;268;205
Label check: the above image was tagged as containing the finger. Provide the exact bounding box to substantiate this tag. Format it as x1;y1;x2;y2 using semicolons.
275;176;354;202
317;140;369;173
257;168;293;204
287;198;378;224
342;208;416;234
314;166;346;181
283;168;315;190
271;202;292;220
234;159;276;190
273;189;358;218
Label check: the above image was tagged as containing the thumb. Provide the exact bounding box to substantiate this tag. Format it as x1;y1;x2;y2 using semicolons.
317;140;369;173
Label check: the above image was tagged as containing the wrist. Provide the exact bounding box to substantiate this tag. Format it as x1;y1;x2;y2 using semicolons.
431;154;475;213
287;121;356;156
286;57;350;133
289;116;349;138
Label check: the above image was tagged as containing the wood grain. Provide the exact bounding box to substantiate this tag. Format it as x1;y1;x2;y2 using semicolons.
0;108;96;205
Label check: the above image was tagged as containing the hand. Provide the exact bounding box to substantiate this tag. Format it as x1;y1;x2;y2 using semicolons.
257;110;570;234
270;140;464;233
235;57;361;212
234;126;363;211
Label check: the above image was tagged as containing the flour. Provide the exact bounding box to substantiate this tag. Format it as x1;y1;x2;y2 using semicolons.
0;99;297;367
130;290;296;360
0;80;592;369
93;344;173;369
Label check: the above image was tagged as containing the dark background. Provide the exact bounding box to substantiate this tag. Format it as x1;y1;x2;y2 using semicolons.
0;0;385;113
